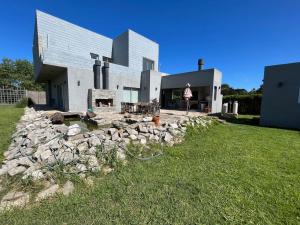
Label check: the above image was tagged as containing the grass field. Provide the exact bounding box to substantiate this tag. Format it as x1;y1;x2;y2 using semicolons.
0;106;299;224
0;105;23;161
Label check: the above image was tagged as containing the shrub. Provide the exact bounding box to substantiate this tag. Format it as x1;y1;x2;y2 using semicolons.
15;97;28;108
223;94;262;115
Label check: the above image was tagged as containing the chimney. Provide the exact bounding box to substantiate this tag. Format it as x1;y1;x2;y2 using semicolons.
93;60;101;89
198;58;204;70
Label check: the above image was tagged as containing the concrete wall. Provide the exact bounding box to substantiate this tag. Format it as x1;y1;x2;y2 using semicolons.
34;10;112;78
161;70;215;89
65;62;142;112
26;91;46;104
211;69;223;113
140;70;161;102
113;32;129;67
128;30;159;72
67;67;93;112
260;62;300;130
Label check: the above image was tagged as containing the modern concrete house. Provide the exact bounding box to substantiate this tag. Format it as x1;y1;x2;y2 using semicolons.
260;62;300;130
33;10;222;113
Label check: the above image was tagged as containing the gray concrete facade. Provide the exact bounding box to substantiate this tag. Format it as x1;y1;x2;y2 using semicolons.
33;10;222;113
260;62;300;130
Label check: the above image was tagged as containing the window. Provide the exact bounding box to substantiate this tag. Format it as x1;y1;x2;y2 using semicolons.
143;58;154;71
214;86;217;101
172;89;182;100
123;87;140;103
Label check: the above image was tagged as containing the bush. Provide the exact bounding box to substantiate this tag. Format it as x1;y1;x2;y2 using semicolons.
223;94;262;115
15;97;28;108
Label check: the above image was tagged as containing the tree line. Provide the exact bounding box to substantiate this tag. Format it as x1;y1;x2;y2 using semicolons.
221;83;262;96
0;58;44;90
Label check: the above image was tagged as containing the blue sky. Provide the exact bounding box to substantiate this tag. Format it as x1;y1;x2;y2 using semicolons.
1;0;300;90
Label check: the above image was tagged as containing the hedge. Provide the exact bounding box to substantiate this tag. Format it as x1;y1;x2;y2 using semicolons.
223;94;262;115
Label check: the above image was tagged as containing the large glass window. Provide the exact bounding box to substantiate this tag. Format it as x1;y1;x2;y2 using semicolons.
143;58;154;71
123;87;140;103
172;89;182;100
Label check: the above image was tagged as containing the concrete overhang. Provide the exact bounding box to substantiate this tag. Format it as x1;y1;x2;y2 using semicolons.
35;64;67;83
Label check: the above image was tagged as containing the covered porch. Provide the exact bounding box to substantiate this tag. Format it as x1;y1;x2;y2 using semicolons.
35;64;68;111
160;86;212;112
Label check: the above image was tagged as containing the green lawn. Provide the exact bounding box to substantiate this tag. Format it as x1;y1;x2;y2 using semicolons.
0;105;24;161
0;106;299;224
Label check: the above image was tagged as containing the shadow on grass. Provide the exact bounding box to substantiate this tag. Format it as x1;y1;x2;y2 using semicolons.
224;115;260;126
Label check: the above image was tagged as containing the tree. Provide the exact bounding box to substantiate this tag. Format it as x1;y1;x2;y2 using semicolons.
255;84;263;94
0;58;43;90
221;84;235;95
221;84;251;96
0;58;15;87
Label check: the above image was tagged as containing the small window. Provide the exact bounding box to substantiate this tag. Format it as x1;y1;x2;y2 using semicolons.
214;86;217;101
143;58;154;71
77;81;80;86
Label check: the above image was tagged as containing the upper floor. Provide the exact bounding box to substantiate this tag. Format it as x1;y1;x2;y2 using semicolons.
33;10;159;79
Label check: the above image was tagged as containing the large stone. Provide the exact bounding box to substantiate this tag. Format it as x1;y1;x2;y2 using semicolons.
129;134;137;140
111;132;119;141
51;112;64;124
61;181;75;196
76;163;88;172
33;145;49;160
126;128;138;136
108;128;116;135
140;138;147;145
77;142;89;153
88;136;101;147
164;132;173;143
170;123;179;129
36;184;59;201
67;124;81;136
123;138;130;144
142;116;153;122
54;124;68;134
57;150;76;165
86;111;96;119
0;191;29;211
8;166;26;176
49;138;61;150
22;147;34;156
88;146;97;155
40;150;52;162
138;124;148;133
17;157;34;167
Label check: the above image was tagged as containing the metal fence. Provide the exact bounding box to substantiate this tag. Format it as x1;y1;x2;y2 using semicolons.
0;87;26;104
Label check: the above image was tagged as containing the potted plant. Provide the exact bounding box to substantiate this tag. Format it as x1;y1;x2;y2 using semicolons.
151;98;160;126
